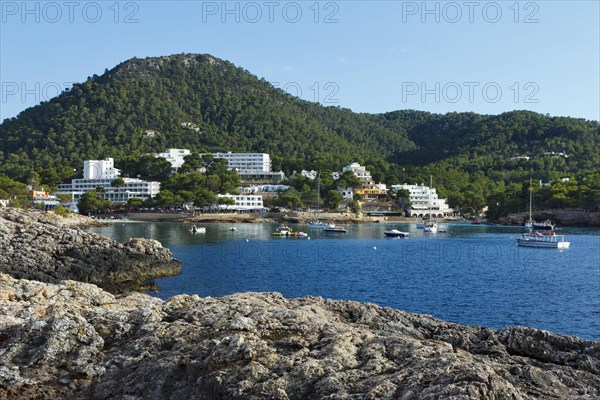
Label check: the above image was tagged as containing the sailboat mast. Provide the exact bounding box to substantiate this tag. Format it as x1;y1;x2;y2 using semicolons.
316;172;320;213
529;177;532;221
427;175;432;218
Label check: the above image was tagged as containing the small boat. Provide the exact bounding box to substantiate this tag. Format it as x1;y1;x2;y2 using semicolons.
229;227;237;232
423;221;438;233
324;226;347;233
524;178;555;231
308;222;335;229
532;219;555;230
272;225;308;237
190;225;206;234
516;232;569;249
384;229;410;238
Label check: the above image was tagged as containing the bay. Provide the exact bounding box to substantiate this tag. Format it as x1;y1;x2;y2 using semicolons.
90;222;600;341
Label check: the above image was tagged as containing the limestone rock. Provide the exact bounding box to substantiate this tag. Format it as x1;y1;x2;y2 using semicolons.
0;274;598;399
0;208;181;294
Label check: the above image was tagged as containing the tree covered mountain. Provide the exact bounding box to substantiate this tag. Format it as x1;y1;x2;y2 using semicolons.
0;53;598;215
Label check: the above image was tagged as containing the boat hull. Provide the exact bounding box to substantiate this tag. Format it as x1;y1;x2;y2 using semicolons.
324;228;347;233
384;231;409;237
516;239;570;249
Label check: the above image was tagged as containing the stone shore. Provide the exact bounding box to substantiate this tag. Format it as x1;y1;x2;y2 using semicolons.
0;273;599;399
0;208;181;294
1;207;599;399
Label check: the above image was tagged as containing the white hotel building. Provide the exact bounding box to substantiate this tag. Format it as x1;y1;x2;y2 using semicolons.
210;152;285;182
155;148;191;174
57;158;160;204
391;183;453;218
215;194;265;212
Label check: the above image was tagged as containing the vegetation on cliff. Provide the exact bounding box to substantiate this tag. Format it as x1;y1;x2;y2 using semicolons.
0;53;598;216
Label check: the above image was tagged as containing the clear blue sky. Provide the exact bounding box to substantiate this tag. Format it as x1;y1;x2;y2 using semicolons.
1;1;599;122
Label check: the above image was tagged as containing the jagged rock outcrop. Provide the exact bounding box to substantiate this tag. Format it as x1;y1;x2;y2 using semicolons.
0;208;181;293
0;273;598;400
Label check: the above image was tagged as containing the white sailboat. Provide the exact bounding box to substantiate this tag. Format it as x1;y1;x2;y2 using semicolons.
524;178;555;230
525;178;534;229
424;176;437;233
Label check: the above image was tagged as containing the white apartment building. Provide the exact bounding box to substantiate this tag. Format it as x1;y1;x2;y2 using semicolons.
216;194;265;211
0;199;9;207
84;158;120;180
342;162;372;181
240;185;290;194
57;158;160;204
155;148;191;173
205;152;285;182
391;183;453;217
211;152;271;173
338;163;387;200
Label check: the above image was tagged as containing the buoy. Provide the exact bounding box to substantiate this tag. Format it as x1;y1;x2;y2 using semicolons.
246;239;249;242
373;246;377;250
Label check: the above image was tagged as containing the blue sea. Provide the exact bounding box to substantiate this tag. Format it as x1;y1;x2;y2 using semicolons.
90;222;600;341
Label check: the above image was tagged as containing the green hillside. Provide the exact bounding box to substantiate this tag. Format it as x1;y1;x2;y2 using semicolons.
0;53;598;216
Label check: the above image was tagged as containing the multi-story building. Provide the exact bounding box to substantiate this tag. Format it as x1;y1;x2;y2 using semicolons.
215;194;265;211
208;152;285;182
29;189;60;208
390;183;453;217
155;148;191;173
0;199;9;207
339;163;387;201
57;158;160;205
211;152;271;173
83;158;120;180
239;185;290;194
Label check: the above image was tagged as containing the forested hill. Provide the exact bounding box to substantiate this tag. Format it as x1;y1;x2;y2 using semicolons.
0;53;598;191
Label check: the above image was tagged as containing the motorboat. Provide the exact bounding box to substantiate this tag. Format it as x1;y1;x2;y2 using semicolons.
423;221;438;233
384;229;410;238
229;227;237;232
190;225;206;234
324;226;347;233
272;225;308;237
516;231;569;249
308;221;335;229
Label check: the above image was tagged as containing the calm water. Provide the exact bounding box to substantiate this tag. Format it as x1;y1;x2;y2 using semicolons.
90;222;600;341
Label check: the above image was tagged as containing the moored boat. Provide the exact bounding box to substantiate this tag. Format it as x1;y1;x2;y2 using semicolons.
524;178;555;231
516;232;570;249
532;219;555;230
272;225;308;237
423;221;438;233
324;226;347;233
190;225;206;234
384;229;410;238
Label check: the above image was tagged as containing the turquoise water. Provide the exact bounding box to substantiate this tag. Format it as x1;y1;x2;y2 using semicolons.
91;223;600;341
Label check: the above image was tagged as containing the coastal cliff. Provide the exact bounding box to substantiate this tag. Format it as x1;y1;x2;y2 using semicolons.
0;273;599;399
0;208;181;293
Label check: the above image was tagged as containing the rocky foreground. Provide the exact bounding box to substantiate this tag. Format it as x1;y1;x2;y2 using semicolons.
0;273;598;400
0;208;181;293
1;207;599;399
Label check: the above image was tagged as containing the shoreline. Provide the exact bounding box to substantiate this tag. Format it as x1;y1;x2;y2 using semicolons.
91;209;600;228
